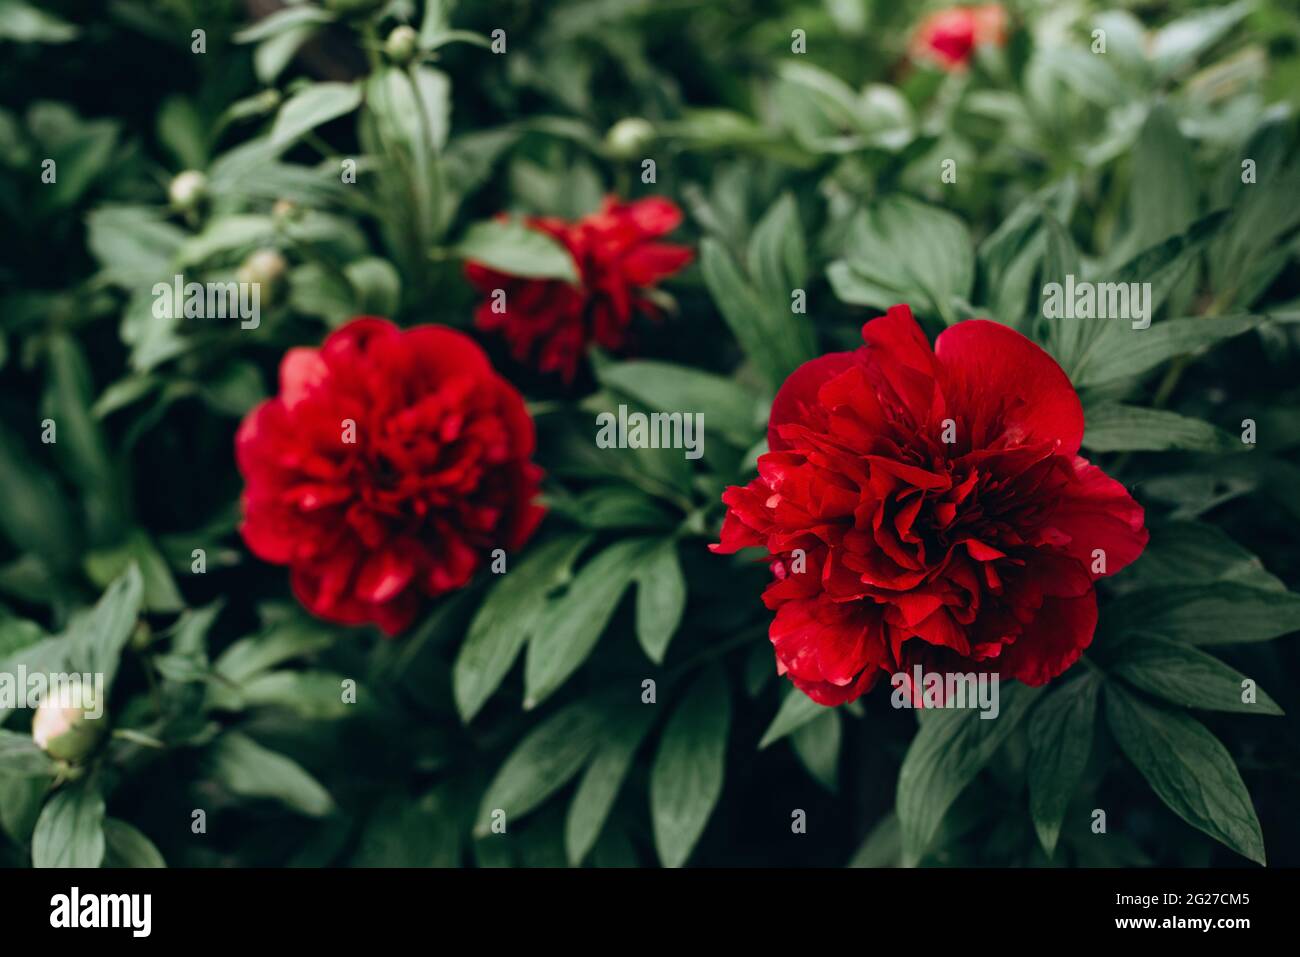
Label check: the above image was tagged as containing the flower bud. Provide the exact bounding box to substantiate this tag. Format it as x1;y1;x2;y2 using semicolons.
130;620;153;652
272;199;299;224
384;25;419;65
33;696;105;764
168;170;208;212
604;118;656;158
237;248;289;305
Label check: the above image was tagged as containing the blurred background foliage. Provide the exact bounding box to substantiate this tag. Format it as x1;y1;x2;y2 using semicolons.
1;0;1299;868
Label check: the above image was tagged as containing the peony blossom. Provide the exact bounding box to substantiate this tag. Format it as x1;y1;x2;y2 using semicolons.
911;4;1007;71
236;318;545;634
712;305;1147;705
465;197;693;382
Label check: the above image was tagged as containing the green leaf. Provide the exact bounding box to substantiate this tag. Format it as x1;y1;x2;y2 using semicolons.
453;533;593;722
178;214;275;267
0;423;79;571
0;0;77;42
759;686;829;748
213;617;334;685
700;235;815;392
1127;104;1197;253
1027;672;1100;856
353;792;460;867
213;671;355;720
0;729;55;776
1071;315;1264;389
524;538;652;708
1104;681;1264;864
344;257;401;317
32;777;105;868
454;218;578;282
72;564;143;693
544;485;676;531
565;704;657;865
44;333;115;497
233;5;333;44
896;682;1042;865
1118;521;1285;593
254;26;317;84
595;360;758;448
85;205;184;288
634;540;687;664
1150;1;1252;79
828;196;973;324
1103;584;1300;646
848;813;901;867
747;193;810;301
205;732;335;817
791;709;841;792
270;82;362;147
103;818;166;868
650;666;731;867
1082;403;1245;453
474;698;607;836
85;530;183;613
1112;635;1282;715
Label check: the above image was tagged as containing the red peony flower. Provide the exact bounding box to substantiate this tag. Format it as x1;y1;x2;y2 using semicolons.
236;317;545;635
465;197;693;382
910;4;1007;71
711;306;1147;705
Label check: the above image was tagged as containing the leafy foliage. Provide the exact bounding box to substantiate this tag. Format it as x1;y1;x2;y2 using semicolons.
1;0;1299;870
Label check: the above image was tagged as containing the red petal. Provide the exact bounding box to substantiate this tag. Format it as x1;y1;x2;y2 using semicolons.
768;351;862;451
1000;591;1098;685
1044;456;1149;578
935;319;1085;455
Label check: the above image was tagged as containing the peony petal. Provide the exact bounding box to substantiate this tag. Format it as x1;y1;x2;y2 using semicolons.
999;590;1098;685
769;351;862;451
935;319;1085;455
1044;456;1149;578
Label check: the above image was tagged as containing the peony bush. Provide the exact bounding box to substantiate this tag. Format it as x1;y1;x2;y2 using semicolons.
1;0;1299;870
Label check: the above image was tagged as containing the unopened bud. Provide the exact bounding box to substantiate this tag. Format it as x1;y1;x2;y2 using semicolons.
237;248;288;304
272;199;299;224
33;696;105;764
605;118;656;158
168;170;208;212
385;25;419;64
